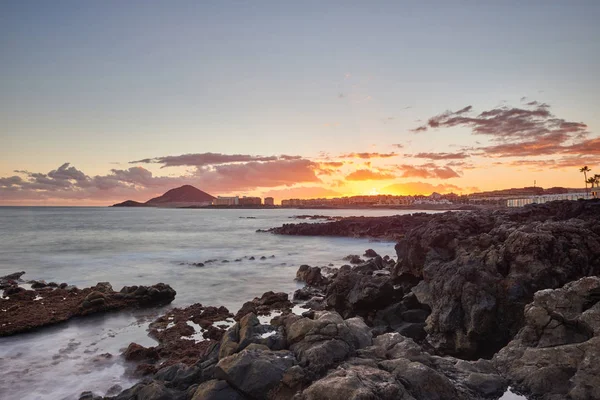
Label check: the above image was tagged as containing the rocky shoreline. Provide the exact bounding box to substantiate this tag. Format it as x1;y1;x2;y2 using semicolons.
2;200;599;400
0;273;176;336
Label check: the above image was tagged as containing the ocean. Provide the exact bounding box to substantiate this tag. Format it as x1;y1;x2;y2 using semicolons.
0;207;415;400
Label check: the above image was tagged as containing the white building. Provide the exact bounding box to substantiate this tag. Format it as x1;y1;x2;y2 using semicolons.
507;192;591;207
213;196;239;206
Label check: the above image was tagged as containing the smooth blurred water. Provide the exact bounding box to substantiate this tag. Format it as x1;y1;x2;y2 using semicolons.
0;207;435;400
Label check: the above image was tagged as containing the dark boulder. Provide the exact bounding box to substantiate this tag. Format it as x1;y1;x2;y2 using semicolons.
494;276;600;400
191;380;244;400
342;255;364;265
301;364;407;400
325;268;401;321
123;343;159;362
215;348;295;400
363;249;379;258
295;265;329;287
234;291;292;320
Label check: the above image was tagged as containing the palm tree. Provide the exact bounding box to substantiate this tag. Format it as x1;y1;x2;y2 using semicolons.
587;177;595;188
580;166;591;195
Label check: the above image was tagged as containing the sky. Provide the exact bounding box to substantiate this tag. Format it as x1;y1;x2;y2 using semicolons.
1;1;599;205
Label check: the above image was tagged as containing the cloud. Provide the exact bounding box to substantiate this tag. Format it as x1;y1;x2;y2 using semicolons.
392;144;404;149
396;164;461;179
319;161;345;168
190;159;321;192
445;161;477;170
503;155;600;170
411;152;470;160
0;156;323;204
412;101;594;160
130;152;289;168
47;163;88;182
413;102;587;143
477;134;600;158
340;152;397;159
345;169;396;181
381;182;470;196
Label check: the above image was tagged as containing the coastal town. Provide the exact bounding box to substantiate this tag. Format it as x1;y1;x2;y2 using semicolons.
214;185;597;208
112;183;598;209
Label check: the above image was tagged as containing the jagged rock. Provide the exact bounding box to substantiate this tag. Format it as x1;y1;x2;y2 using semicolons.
301;364;410;400
296;265;328;287
494;276;600;400
79;391;102;400
123;343;159;362
144;303;228;370
234;291;293;320
215;348;295;399
364;249;379;258
293;285;324;301
343;255;364;265
192;379;244;400
352;333;507;399
393;201;600;358
1;271;25;281
111;381;175;400
286;311;372;374
106;384;123;396
325;267;401;321
136;381;173;400
218;313;286;359
372;293;431;339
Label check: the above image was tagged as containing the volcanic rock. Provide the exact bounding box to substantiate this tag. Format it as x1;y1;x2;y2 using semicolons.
0;281;176;336
393;200;600;358
234;291;293;321
494;276;600;400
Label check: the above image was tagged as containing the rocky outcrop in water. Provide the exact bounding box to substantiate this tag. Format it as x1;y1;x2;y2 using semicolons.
260;213;435;241
0;278;176;336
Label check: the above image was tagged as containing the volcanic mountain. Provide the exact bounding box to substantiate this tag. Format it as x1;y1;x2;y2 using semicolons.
111;185;216;207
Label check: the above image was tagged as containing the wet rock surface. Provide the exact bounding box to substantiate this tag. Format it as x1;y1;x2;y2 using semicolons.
0;276;176;336
122;303;234;374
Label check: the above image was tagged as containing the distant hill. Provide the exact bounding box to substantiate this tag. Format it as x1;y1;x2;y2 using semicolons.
146;185;216;205
111;185;216;207
111;200;149;207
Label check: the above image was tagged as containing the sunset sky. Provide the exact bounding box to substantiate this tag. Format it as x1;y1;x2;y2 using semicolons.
1;1;599;205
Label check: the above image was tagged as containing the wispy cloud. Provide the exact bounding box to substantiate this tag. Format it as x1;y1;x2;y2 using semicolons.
340;152;397;159
411;152;470;160
396;163;461;179
412;103;587;143
130;152;292;168
345;169;396;181
411;102;593;160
